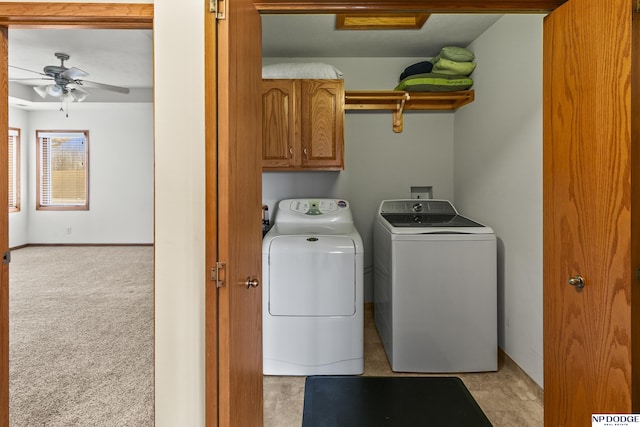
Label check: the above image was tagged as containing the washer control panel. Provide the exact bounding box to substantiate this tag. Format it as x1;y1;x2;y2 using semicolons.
379;199;457;215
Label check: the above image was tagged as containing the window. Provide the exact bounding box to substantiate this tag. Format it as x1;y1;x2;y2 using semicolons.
8;127;20;212
36;130;89;210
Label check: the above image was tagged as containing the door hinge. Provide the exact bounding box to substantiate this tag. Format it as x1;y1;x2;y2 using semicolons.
2;251;10;265
210;0;226;20
211;262;226;288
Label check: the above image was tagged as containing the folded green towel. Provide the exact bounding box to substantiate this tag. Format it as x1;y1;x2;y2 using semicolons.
432;58;477;76
394;72;474;92
438;46;475;62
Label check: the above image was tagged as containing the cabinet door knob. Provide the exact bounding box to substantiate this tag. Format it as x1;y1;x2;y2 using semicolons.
289;146;293;158
303;147;308;158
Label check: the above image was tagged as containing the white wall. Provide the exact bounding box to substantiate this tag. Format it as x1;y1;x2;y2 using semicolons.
262;57;455;300
8;106;29;247
11;104;154;245
154;1;206;425
454;14;544;386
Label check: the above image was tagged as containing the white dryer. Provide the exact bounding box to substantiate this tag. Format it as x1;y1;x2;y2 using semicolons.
262;198;364;375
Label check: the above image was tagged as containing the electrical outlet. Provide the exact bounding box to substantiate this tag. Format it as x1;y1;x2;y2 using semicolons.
66;227;72;234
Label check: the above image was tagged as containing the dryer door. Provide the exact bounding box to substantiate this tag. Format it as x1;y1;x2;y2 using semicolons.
268;235;356;316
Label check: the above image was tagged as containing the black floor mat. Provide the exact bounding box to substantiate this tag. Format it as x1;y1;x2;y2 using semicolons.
302;375;493;427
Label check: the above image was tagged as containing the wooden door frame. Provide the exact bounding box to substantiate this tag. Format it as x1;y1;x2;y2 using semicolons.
204;2;218;425
252;0;566;13
0;4;152;427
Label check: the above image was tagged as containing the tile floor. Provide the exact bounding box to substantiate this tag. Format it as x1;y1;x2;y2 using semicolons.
263;304;543;426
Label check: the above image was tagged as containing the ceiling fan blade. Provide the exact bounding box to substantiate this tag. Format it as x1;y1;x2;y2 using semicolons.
79;80;130;94
61;66;89;80
9;64;48;77
9;77;54;83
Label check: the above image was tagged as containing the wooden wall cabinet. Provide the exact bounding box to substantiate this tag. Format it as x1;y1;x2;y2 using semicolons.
262;79;344;171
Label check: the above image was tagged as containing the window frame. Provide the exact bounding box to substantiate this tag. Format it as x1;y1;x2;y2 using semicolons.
36;129;90;211
8;127;20;213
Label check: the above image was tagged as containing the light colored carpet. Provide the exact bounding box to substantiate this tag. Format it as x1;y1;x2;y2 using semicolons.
9;246;154;426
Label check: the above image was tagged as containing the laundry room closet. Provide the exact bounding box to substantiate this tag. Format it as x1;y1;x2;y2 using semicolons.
261;13;544;388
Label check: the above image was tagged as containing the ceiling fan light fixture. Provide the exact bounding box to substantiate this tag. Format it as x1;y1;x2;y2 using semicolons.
70;90;89;103
46;84;63;97
33;85;48;99
15;52;130;104
61;92;74;103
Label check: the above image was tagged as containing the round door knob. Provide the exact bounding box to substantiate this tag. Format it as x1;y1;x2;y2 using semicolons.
568;275;585;289
246;277;260;289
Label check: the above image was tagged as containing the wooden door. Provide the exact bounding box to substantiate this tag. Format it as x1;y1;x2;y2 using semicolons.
0;26;7;427
300;79;344;170
543;0;639;424
262;79;299;169
206;0;263;425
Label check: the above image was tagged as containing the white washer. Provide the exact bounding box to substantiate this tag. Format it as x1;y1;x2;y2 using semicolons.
373;199;497;373
262;198;364;375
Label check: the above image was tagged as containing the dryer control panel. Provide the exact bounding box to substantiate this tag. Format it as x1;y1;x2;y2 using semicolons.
289;199;345;215
275;199;353;225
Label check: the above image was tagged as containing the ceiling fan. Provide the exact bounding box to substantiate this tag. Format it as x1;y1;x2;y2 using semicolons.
9;52;130;103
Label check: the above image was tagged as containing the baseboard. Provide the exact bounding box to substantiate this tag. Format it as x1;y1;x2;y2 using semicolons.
498;350;544;401
9;243;154;250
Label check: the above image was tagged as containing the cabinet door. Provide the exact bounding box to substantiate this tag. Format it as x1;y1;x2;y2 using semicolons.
300;79;344;170
262;79;299;169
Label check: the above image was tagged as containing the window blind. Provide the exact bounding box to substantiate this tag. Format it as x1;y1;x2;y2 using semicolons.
8;128;19;212
37;130;89;209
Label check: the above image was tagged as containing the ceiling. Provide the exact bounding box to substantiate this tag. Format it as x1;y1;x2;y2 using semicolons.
7;14;503;108
8;29;153;108
262;14;503;58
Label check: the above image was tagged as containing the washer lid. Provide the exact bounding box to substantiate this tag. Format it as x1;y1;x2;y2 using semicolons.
377;199;494;234
380;213;483;228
